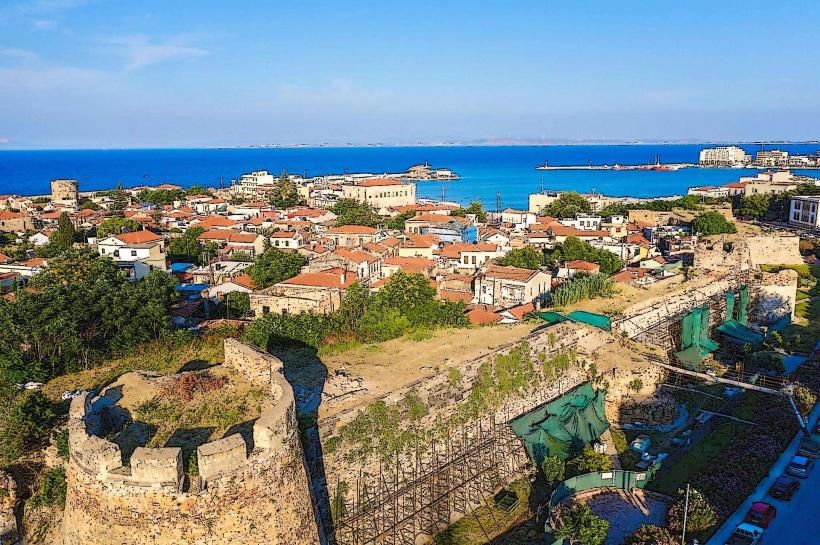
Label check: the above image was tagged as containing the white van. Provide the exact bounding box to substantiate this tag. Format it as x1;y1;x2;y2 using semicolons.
724;523;764;545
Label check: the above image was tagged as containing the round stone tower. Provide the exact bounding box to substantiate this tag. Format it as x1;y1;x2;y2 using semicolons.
62;339;319;545
50;179;79;205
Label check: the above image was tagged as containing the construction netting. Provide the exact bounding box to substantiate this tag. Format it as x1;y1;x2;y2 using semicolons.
717;285;763;346
674;305;717;371
537;312;569;325
510;382;609;463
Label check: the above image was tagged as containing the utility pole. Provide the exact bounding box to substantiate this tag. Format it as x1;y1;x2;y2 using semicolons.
681;483;690;545
496;192;501;214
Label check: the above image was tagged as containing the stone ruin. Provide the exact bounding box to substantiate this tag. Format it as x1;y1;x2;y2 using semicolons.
62;338;319;545
0;471;17;545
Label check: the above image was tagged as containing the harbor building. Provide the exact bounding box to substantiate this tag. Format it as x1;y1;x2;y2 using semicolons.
698;146;751;167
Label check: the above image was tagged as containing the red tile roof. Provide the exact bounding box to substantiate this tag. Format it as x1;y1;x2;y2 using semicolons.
565;260;600;272
279;267;356;289
197;230;258;243
467;304;502;325
383;256;436;273
439;242;498;259
328;225;379;234
112;230;163;244
357;178;404;187
482;264;539;282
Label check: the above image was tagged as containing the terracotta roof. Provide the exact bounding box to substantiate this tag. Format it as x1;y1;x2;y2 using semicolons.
279;267;356;289
197;216;240;229
467;304;502;325
356;178;404;187
112;230;163;244
406;213;455;225
437;289;474;303
548;225;609;238
197;230;259;243
383;256;436;273
564;260;600;271
626;233;651;246
155;183;182;190
0;211;27;220
233;274;256;289
334;248;379;264
505;302;535;320
0;253;11;263
439;242;498;259
328;225;379;235
380;236;401;248
19;257;46;267
403;234;440;248
481;264;539;282
610;268;646;283
270;231;301;238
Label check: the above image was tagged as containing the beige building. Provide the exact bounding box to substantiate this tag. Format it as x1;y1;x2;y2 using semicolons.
325;225;382;247
51;179;79;207
341;178;416;210
250;267;354;316
698;146;750;166
528;192;561;214
197;229;267;256
0;210;34;233
474;264;551;307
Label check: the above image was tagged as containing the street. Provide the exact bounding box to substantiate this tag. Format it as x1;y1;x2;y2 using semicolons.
707;404;820;545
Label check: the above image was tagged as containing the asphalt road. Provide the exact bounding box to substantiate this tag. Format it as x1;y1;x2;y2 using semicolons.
707;404;820;545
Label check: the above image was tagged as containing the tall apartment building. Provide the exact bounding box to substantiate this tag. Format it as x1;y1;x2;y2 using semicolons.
754;150;790;168
234;170;276;196
698;146;751;166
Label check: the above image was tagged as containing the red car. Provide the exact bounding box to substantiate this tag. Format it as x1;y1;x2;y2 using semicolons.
744;502;777;528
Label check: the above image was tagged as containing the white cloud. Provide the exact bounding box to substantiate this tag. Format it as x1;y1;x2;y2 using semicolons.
0;48;39;62
32;18;56;29
107;34;209;70
0;137;10;145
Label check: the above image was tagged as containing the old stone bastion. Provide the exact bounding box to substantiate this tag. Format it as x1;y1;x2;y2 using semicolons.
62;338;319;545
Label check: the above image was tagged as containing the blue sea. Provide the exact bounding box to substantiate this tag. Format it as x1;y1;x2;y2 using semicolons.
1;144;819;210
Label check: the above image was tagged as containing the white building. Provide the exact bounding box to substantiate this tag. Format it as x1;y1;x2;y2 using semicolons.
559;213;603;231
97;230;168;275
341;178;416;210
789;196;820;229
234;170;276;196
698;146;751;167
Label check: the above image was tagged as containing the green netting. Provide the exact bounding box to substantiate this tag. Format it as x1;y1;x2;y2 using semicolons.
566;310;612;331
738;286;749;326
717;319;764;346
698;305;719;351
510;382;609;462
725;291;735;322
538;312;569;325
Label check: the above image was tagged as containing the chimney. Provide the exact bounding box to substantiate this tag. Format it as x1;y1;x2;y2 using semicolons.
340;270;346;284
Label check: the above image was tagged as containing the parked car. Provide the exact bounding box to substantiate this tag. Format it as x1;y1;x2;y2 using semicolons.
630;434;651;453
724;523;764;545
744;502;776;528
798;437;820;458
768;475;800;500
786;455;813;478
60;389;90;401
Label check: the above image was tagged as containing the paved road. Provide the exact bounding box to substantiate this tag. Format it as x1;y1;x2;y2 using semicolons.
707;404;820;545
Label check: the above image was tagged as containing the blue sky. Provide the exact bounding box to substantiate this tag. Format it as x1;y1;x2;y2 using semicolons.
1;0;819;148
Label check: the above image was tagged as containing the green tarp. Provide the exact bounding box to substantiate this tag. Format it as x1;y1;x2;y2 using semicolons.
538;312;569;325
738;286;749;326
717;319;764;346
725;292;735;323
566;310;612;331
510;382;609;462
674;305;717;370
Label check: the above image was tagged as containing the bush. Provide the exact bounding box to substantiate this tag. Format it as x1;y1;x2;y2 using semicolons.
0;390;55;466
496;247;545;269
575;444;611;473
541;455;565;483
554;502;610;545
793;384;816;416
551;273;615;307
691;211;737;236
624;524;677;545
29;466;67;509
247;247;307;288
54;429;70;461
666;487;716;533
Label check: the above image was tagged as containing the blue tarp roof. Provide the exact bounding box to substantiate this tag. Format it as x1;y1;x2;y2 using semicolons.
175;283;209;292
170;262;195;273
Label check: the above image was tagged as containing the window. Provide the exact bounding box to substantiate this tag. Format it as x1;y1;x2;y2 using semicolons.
262;306;270;314
131;250;137;257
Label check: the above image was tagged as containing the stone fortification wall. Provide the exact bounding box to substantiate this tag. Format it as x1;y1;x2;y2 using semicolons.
62;338;318;545
752;269;798;324
746;235;803;268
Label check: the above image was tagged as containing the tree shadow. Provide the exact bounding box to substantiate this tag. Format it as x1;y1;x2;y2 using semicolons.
177;359;216;373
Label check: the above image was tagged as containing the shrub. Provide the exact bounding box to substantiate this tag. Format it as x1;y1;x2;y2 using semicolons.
576;444;611;473
691;211;737;236
551;273;615;307
624;524;677;545
541;455;565;484
54;429;70;461
554;502;610;545
793;384;816;416
29;466;67;509
666;487;717;533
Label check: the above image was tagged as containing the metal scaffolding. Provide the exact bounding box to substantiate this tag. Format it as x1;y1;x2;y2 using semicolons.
331;416;530;545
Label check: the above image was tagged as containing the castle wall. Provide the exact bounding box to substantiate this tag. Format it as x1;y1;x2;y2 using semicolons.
62;339;318;545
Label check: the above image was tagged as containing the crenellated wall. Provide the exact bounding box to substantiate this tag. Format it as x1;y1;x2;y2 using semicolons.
62;339;318;545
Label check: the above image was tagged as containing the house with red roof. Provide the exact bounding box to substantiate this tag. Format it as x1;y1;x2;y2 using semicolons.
556;259;601;279
474;264;551;307
325;225;383;247
341;178;416;210
438;242;502;272
97;229;167;275
196;229;266;257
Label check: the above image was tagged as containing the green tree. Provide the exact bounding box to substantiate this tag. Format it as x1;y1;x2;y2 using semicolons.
185;185;212;196
666;487;717;534
110;182;129;214
247;247;307;288
332;199;380;227
452;201;488;222
167;227;204;261
541;192;592;218
541;455;565;484
737;193;773;219
50;212;76;252
496;247;544;269
97;218;141;238
551;236;623;275
624;524;677;545
554;502;610;545
0;389;54;466
225;292;250;319
691;211;737;236
385;209;416;231
576;444;611;473
332;282;372;335
136;188;186;206
268;170;302;209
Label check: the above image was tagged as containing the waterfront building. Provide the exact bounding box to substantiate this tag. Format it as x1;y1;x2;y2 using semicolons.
234;170;276;196
789;196;820;229
341;178;416;210
528;191;561;214
754;149;790;168
698;146;751;166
